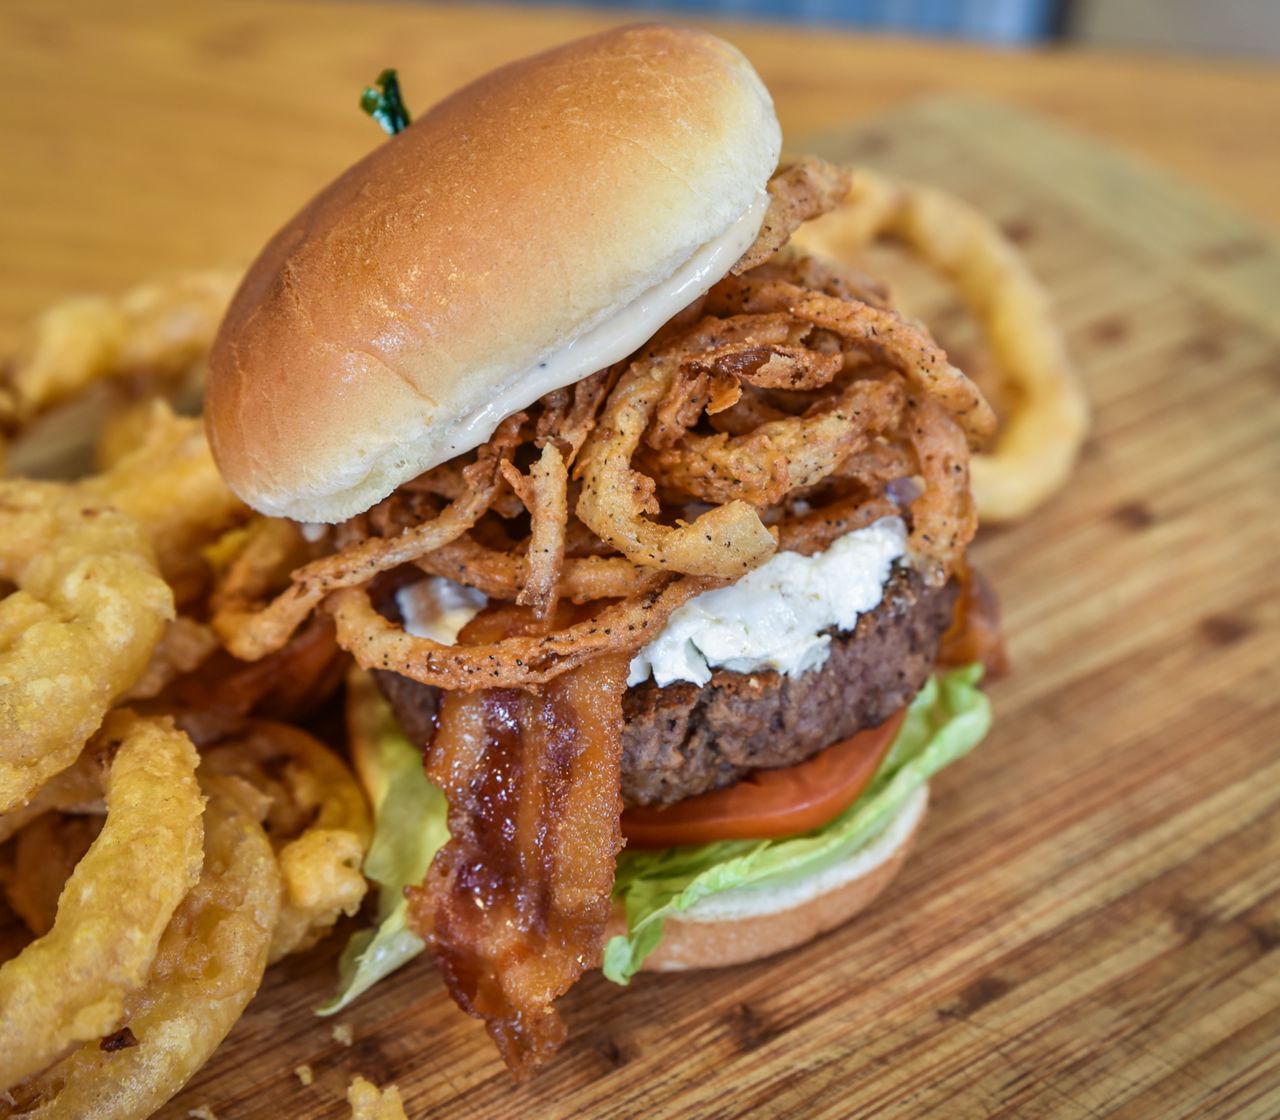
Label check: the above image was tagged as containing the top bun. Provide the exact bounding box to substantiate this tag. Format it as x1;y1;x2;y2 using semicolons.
206;24;781;523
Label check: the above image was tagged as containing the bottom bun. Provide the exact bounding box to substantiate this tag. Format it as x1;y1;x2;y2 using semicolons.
609;784;928;972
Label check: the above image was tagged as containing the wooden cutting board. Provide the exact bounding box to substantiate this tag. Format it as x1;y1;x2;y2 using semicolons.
163;97;1280;1119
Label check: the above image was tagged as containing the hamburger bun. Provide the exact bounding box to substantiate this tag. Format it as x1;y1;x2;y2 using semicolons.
206;24;781;523
613;785;928;972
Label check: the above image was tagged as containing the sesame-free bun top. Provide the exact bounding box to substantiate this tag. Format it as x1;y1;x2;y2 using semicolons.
206;24;781;522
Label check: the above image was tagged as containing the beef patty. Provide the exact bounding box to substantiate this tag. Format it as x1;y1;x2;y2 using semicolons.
375;565;956;809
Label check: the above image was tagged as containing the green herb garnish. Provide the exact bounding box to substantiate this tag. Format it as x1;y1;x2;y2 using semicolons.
360;69;411;136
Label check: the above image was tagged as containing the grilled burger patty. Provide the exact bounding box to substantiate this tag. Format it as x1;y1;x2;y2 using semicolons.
376;565;957;809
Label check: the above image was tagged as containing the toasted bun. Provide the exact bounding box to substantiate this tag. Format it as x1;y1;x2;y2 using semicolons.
206;24;781;523
610;785;928;972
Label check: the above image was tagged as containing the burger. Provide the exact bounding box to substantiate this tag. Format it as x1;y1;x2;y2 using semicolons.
204;24;1002;1078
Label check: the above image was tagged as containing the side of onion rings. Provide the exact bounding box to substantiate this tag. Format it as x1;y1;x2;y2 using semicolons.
0;712;203;1088
0;483;173;812
200;721;371;962
2;776;280;1120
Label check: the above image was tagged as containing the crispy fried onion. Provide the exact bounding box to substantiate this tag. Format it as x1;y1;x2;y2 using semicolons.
0;712;204;1089
82;401;248;602
706;275;995;442
416;533;663;605
0;482;173;813
407;604;630;1079
199;721;371;962
499;442;568;619
792;167;1087;522
646;375;905;507
732;157;853;276
574;317;784;577
211;414;524;661
328;574;713;691
1;776;280;1120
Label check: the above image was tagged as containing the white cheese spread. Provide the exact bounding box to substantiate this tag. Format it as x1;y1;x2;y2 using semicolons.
396;576;488;645
626;516;907;687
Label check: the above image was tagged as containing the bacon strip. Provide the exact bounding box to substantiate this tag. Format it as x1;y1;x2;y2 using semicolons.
408;604;630;1078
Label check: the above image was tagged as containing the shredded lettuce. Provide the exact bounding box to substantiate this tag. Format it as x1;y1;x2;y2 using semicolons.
317;686;448;1015
321;666;989;1008
602;665;990;984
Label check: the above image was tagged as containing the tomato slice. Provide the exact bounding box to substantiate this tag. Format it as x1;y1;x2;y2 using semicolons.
620;709;905;849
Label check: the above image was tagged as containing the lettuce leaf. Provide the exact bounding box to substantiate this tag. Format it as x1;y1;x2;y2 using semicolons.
602;665;990;984
317;685;449;1015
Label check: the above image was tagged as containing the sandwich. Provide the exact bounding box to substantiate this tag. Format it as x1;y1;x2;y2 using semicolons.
204;23;1003;1078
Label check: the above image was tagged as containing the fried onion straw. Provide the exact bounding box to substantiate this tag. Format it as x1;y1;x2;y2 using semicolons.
327;575;715;691
707;276;996;442
574;323;782;577
415;535;663;604
647;375;905;507
500;442;568;619
212;415;524;660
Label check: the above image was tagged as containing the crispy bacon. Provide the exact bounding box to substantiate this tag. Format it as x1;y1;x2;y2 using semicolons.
408;604;630;1078
938;564;1009;677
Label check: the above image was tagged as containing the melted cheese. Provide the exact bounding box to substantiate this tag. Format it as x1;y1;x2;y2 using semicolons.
437;191;770;460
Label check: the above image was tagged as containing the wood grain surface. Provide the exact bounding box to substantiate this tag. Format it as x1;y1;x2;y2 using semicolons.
2;5;1279;1119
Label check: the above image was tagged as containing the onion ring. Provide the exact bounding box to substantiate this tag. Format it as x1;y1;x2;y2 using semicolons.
0;482;173;812
199;721;370;962
82;402;247;601
0;712;203;1088
1;776;280;1120
347;1075;410;1120
3;814;100;937
0;271;237;440
794;169;1087;521
0;741;106;847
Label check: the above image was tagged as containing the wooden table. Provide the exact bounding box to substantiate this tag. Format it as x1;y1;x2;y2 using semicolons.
2;4;1279;1119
